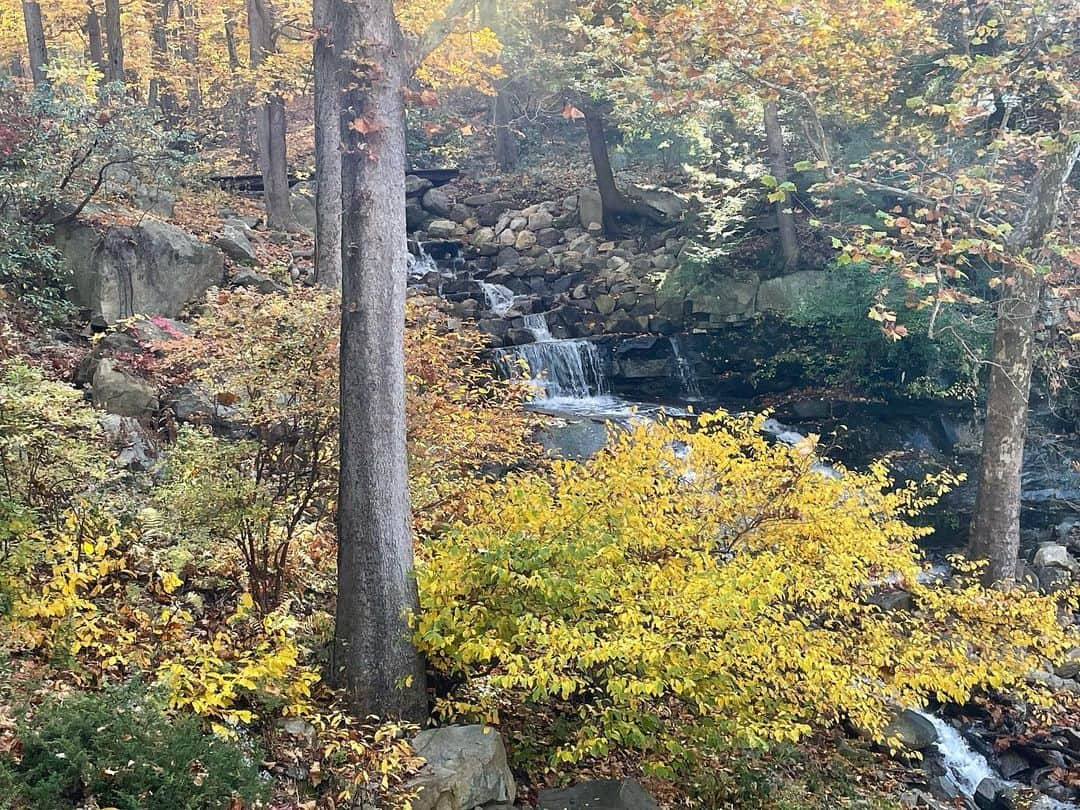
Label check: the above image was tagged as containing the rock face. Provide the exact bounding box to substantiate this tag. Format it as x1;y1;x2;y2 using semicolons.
213;224;258;264
408;725;515;810
55;217;224;325
537;779;660;810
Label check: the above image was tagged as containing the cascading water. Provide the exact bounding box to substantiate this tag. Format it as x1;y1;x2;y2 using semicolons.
668;336;702;401
523;313;552;341
913;710;995;797
480;282;515;316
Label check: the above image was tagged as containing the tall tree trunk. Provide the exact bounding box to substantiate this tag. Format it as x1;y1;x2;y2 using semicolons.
223;10;255;158
493;89;518;171
178;0;202;114
21;1;47;85
103;0;123;83
328;0;428;720
312;0;342;288
968;135;1080;584
763;99;800;270
246;0;292;229
86;4;106;81
148;0;171;112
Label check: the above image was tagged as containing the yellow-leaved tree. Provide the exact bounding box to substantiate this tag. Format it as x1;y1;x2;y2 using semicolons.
417;413;1077;769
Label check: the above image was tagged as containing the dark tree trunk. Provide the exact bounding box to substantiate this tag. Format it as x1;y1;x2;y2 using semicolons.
103;0;123;83
148;0;171;112
493;89;518;171
86;4;106;81
763;99;800;270
178;0;202;115
968;136;1080;584
21;1;47;85
246;0;292;229
327;0;428;720
223;10;255;158
582;104;666;234
312;0;342;288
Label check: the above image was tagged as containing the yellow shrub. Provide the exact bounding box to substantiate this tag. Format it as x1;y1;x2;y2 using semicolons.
416;412;1077;766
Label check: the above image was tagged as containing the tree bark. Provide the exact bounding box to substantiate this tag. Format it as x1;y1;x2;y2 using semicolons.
148;0;171;112
493;89;518;171
86;4;106;81
582;104;667;234
103;0;123;83
312;0;342;288
21;1;47;85
246;0;293;229
177;0;202;114
763;99;800;270
968;135;1080;584
327;0;428;721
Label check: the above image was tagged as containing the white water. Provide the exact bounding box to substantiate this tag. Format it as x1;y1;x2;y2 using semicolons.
407;247;439;278
523;312;552;341
480;282;515;316
914;710;995;797
669;336;703;401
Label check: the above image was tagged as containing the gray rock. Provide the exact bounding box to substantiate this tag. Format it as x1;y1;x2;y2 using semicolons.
99;413;156;470
527;210;554;230
1054;647;1080;679
537;779;659;810
578;188;604;230
627;184;683;224
406;175;434;197
974;777;1017;810
232;270;287;294
1033;543;1078;571
92;359;158;417
56;217;224;326
690;277;759;321
756;270;829;313
535;228;564;248
407;201;429;231
408;725;515;810
214;225;259;264
427;220;457;239
289;183;316;233
422;187;453;217
884;709;938;751
464;191;502;206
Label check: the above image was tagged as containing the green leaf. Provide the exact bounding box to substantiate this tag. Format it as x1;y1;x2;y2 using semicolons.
759;174;778;188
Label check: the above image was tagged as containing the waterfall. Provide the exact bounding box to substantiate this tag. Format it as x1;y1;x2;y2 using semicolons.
497;312;609;400
523;313;552;341
407;246;439;278
913;711;995;797
668;336;702;400
480;282;515;316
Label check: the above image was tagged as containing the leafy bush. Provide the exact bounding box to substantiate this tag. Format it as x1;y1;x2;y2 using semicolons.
155;288;534;609
9;681;266;810
0;360;108;560
417;413;1076;770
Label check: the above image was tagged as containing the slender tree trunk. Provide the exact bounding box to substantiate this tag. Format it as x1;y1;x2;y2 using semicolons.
328;0;428;720
178;0;201;115
582;104;665;234
246;0;292;229
148;0;170;111
763;99;800;270
103;0;123;83
86;4;106;81
312;0;342;288
968;135;1080;584
223;11;255;158
493;89;518;171
21;1;47;85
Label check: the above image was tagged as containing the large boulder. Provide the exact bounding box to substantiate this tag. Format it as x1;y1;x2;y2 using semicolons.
690;277;759;322
884;709;938;751
55;217;224;326
627;184;684;224
537;779;660;810
755;270;829;314
213;225;258;264
408;725;515;810
289;182;317;233
91;359;158;417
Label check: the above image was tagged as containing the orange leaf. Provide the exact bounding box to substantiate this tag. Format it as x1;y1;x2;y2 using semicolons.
561;102;585;120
